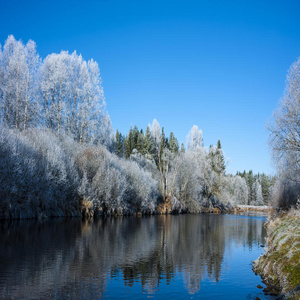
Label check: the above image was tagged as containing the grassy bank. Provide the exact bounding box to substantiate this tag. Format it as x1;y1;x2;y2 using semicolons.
253;209;300;299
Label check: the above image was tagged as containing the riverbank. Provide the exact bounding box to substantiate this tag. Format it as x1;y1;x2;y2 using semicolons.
1;200;270;220
253;209;300;299
234;205;269;213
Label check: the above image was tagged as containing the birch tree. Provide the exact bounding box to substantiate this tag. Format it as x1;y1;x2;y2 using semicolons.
0;36;39;129
186;125;203;151
268;57;300;182
39;51;112;145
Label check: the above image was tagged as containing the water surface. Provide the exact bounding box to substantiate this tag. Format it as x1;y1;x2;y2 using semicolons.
0;214;274;299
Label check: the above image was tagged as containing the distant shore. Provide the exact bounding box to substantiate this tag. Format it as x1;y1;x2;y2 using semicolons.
234;205;269;213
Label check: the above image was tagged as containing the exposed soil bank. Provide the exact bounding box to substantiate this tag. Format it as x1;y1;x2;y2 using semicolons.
253;210;300;299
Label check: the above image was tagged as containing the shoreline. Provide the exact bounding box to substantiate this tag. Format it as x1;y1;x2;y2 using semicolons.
0;205;270;221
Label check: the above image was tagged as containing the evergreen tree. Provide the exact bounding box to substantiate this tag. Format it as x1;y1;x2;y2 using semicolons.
115;130;124;157
143;125;154;156
125;128;133;158
246;170;254;205
208;140;226;175
165;137;170;149
132;125;139;150
180;143;185;153
236;170;274;205
136;129;144;153
169;132;179;154
260;173;271;204
216;140;226;174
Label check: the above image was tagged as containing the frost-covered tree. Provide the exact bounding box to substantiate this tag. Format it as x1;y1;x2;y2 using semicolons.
268;56;300;182
75;145;158;216
186;125;203;151
39;51;69;132
0;36;40;129
0;35;112;146
208;141;226;176
39;51;112;145
23;39;40;129
150;118;161;149
251;180;264;206
173;151;205;212
143;125;155;156
159;148;176;198
268;57;300;209
180;142;186;153
231;175;248;205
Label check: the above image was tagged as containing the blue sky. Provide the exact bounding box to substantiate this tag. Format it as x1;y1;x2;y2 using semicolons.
1;0;300;174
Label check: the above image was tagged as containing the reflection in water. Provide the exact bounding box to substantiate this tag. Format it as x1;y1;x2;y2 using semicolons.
0;214;268;299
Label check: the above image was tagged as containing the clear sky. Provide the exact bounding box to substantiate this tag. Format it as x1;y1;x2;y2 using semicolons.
1;0;300;175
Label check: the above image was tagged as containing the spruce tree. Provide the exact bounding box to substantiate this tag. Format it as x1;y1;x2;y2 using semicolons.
169;132;179;154
247;170;254;205
180;143;185;153
165;137;169;149
260;173;271;204
143;125;154;156
115;129;124;157
132;125;139;150
136;129;144;153
125;128;133;158
216;139;226;174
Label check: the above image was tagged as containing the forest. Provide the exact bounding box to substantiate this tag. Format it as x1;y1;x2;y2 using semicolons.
0;36;274;219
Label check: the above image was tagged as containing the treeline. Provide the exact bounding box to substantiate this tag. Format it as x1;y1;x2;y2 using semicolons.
113;125;183;159
0;36;273;219
236;171;275;206
113;122;272;208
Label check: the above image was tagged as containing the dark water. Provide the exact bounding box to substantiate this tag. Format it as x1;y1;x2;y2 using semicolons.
0;214;275;299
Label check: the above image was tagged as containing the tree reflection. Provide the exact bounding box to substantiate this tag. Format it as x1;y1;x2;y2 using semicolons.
0;214;266;298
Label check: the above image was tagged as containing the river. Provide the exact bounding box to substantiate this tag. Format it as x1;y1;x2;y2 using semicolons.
0;214;275;299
